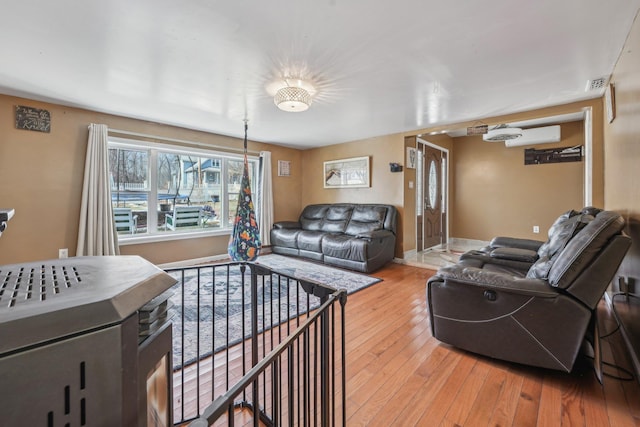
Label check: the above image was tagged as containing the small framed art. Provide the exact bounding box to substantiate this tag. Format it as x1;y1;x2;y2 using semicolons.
278;160;291;177
406;147;417;169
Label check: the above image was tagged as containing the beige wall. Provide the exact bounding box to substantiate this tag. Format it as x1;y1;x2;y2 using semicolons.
452;121;585;241
0;94;301;265
603;11;640;284
352;107;598;255
0;87;609;265
301;134;405;257
399;99;604;251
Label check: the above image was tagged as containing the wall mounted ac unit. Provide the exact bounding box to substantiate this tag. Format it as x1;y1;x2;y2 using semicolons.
505;125;561;148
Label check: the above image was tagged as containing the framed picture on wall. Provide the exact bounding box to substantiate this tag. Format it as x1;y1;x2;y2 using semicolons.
406;147;417;169
277;160;291;176
323;156;370;188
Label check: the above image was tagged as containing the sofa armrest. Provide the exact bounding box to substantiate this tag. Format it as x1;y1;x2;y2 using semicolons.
490;247;538;263
353;229;395;240
273;221;301;230
490;236;544;252
431;265;557;298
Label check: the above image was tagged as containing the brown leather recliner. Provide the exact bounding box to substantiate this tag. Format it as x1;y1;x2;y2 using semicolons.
426;209;631;379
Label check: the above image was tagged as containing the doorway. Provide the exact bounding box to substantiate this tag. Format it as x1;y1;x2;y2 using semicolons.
416;139;448;251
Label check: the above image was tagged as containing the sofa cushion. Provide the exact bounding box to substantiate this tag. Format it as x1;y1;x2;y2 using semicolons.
539;209;579;253
320;205;353;233
297;230;325;253
345;205;387;236
526;213;591;280
300;205;329;231
270;228;300;249
322;234;367;262
548;210;625;289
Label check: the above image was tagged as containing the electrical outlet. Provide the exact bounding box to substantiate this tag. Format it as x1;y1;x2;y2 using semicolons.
59;248;68;259
533;225;540;234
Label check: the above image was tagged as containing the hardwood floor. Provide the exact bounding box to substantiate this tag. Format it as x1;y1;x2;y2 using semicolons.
342;262;640;426
177;262;640;426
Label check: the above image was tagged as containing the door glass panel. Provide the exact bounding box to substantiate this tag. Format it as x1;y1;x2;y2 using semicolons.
428;160;438;209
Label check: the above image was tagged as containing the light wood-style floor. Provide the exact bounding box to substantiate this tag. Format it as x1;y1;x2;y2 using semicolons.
343;262;640;426
178;262;640;426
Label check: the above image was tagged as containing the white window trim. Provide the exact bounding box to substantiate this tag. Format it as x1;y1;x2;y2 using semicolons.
109;136;259;244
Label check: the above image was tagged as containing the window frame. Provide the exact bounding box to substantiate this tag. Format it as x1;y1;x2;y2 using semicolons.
108;136;260;245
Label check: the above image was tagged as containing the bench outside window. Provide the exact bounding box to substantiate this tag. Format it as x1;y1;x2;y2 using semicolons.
108;137;258;240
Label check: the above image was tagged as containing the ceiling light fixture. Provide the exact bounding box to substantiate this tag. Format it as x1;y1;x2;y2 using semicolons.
483;126;523;142
274;86;311;112
269;77;316;112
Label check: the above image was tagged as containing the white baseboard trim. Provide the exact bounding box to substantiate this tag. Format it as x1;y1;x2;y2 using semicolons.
157;247;274;269
157;253;229;269
448;237;490;249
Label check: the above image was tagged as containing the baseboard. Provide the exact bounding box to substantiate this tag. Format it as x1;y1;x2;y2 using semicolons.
447;237;490;249
157;253;230;268
158;247;273;269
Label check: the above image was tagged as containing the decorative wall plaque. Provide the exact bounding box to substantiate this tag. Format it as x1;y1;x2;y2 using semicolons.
524;146;583;165
466;124;488;135
406;147;417;169
277;160;291;176
15;105;51;133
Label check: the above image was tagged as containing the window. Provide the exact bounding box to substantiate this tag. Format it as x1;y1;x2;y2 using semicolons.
109;138;258;242
428;159;438;209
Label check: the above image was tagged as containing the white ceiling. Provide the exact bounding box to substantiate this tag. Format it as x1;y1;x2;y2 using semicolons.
1;1;638;149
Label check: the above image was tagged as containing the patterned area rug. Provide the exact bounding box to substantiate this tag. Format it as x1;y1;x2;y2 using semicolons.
256;254;382;292
167;255;382;368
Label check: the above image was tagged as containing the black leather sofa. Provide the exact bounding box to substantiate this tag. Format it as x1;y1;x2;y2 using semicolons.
427;207;631;378
270;204;397;273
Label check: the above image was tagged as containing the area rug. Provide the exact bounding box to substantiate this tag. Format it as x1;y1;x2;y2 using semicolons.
167;255;382;368
256;254;382;293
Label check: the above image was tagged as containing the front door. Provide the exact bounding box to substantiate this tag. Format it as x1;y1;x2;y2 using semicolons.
421;144;444;250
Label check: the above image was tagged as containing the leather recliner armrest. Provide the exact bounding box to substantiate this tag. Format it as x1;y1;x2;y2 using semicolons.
490;236;545;252
490;247;539;263
272;221;301;230
431;265;558;298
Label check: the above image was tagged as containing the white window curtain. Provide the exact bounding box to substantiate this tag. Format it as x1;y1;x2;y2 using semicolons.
76;124;120;256
258;151;274;246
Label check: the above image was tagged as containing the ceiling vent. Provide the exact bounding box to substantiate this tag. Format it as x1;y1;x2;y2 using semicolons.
504;125;561;147
587;77;607;91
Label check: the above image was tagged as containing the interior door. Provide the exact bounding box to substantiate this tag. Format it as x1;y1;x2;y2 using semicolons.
422;144;444;249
